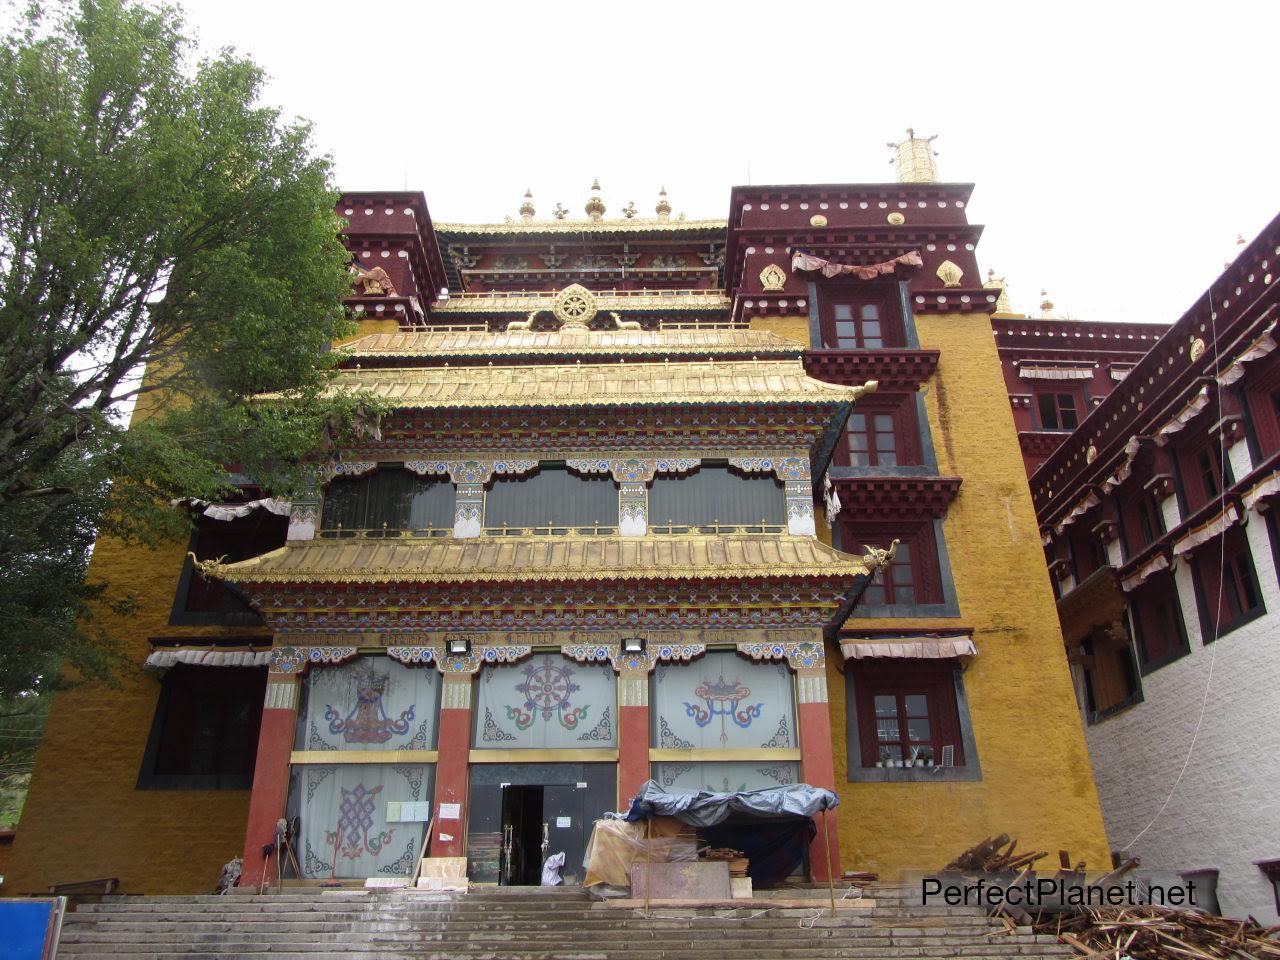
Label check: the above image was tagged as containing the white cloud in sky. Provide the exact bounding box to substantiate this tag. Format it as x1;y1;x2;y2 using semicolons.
181;0;1280;326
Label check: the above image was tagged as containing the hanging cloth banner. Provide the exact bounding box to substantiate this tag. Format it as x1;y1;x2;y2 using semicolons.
790;250;923;280
839;636;976;660
171;497;292;520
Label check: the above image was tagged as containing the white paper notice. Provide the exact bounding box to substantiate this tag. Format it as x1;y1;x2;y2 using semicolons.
575;782;588;789
556;816;571;828
439;833;454;842
439;802;461;820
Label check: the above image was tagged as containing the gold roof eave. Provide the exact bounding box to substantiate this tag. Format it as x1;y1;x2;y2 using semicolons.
339;328;805;360
433;289;731;315
261;361;876;410
201;534;875;585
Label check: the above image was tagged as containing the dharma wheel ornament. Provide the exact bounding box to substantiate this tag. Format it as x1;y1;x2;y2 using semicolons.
553;283;598;328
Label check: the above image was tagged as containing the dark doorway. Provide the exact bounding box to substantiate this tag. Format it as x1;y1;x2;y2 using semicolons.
500;785;545;885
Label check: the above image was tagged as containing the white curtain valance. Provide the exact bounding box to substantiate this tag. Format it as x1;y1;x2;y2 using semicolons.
1243;472;1280;512
1120;553;1170;593
1172;504;1240;558
171;497;292;520
1101;436;1144;493
1155;385;1211;445
1110;366;1134;382
840;637;976;660
1018;366;1094;381
1218;320;1277;387
145;648;272;669
1053;491;1101;536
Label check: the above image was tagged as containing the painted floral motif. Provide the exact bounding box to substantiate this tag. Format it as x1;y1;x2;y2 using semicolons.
325;670;414;744
685;675;763;746
761;715;792;749
508;656;587;730
481;706;517;743
658;716;693;750
326;782;394;862
576;707;613;742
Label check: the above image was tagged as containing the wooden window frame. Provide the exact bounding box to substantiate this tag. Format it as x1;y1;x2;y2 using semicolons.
1129;573;1190;672
838;399;922;468
818;283;904;350
851;660;966;769
1034;388;1084;431
843;520;943;606
1193;526;1265;639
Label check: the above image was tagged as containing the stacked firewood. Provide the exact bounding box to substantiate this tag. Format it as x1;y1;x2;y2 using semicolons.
700;847;748;877
944;834;1050;874
1040;906;1280;959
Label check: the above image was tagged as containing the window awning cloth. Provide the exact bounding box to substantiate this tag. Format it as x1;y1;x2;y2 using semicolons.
1155;385;1211;445
1053;491;1101;536
1110;365;1134;382
1120;552;1170;592
1218;319;1277;387
144;649;272;669
171;497;291;520
839;637;976;660
1172;504;1240;558
623;779;837;826
1018;366;1094;381
790;250;922;280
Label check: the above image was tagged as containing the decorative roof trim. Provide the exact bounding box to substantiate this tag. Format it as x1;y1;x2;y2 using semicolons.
436;218;728;237
201;534;878;585
828;475;962;519
803;349;940;391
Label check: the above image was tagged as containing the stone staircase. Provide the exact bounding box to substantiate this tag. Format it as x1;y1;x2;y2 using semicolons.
58;885;1075;959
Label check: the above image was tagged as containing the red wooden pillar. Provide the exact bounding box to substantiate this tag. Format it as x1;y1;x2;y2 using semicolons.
796;665;841;883
431;674;474;858
616;665;651;808
241;669;300;885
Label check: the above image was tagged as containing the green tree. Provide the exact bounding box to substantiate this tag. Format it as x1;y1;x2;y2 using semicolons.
0;0;369;697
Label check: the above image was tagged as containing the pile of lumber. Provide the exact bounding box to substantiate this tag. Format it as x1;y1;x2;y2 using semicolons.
944;834;1049;874
841;870;878;888
700;847;748;877
1039;906;1280;959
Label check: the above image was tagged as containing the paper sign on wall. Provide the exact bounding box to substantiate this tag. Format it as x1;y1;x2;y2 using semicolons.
556;816;571;828
439;802;461;820
575;782;587;789
386;800;432;823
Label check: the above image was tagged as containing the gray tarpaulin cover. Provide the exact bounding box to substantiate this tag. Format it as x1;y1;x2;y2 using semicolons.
623;779;838;827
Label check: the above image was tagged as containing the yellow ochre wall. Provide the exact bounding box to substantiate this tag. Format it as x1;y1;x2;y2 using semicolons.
825;310;1110;875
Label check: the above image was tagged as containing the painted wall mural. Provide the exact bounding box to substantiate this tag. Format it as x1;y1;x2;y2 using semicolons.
296;657;440;752
651;761;800;794
473;656;617;749
652;651;796;751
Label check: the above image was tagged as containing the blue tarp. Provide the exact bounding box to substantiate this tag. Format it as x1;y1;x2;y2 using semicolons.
623;779;838;828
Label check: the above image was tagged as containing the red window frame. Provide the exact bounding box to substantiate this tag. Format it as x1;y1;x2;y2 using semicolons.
839;399;921;467
1194;526;1264;636
819;284;903;349
1129;573;1188;669
1177;437;1231;513
843;521;943;606
1120;488;1165;560
852;660;965;768
1035;388;1083;431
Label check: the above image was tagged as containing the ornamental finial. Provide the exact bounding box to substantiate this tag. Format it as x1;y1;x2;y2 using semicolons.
655;185;671;222
519;188;535;221
887;128;940;183
984;268;1015;315
585;178;605;221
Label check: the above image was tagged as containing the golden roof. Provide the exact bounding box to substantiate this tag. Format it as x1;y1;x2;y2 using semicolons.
288;361;875;409
341;328;805;359
436;218;727;236
205;534;875;585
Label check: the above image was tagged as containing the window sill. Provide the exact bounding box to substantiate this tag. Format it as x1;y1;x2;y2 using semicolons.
1086;691;1144;725
1206;604;1267;641
1138;647;1190;676
848;765;980;783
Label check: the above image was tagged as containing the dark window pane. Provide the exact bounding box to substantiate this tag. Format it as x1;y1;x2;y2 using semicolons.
907;718;932;741
834;304;853;320
835;321;858;336
486;466;618;528
862;320;882;337
1038;393;1059;429
649;464;784;526
151;665;266;780
860;304;881;320
874;695;897;717
873;415;894;431
904;694;929;716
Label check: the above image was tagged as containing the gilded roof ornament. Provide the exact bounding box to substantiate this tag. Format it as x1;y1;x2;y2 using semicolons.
887;127;940;183
519;188;535;221
585;178;606;221
759;263;787;292
553;283;598;328
655;186;672;222
935;260;963;288
984;269;1014;315
553;202;568;220
622;201;637;219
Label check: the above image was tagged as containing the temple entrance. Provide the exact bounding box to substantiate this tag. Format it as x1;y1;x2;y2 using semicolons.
498;783;587;885
468;763;614;886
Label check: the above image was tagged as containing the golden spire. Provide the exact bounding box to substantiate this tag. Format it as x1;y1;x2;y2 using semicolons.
887;127;940;183
655;185;671;222
984;268;1015;315
585;177;605;221
518;188;535;221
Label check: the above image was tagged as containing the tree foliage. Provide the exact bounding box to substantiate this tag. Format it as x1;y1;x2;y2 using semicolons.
0;0;368;696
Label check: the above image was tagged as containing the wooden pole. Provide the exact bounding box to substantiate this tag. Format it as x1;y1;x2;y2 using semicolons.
644;817;653;913
408;817;435;889
824;808;837;919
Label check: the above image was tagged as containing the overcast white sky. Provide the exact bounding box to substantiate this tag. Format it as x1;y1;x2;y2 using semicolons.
183;0;1280;325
